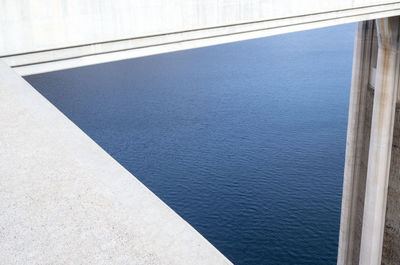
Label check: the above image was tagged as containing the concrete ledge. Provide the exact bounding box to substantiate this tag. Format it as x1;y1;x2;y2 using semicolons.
0;60;231;264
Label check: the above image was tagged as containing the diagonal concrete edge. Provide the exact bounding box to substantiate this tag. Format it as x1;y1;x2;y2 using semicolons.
0;60;232;265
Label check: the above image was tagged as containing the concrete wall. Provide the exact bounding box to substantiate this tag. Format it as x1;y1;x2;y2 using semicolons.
2;0;400;75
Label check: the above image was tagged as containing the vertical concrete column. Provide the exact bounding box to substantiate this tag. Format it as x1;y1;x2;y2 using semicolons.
337;20;374;265
359;17;400;265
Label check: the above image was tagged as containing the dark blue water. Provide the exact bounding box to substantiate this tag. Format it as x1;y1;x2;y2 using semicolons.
26;24;355;265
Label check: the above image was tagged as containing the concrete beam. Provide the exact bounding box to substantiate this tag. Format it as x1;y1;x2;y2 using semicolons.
0;60;232;264
1;1;400;75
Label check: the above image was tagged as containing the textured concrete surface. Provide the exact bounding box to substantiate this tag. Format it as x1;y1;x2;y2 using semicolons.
1;0;400;75
358;17;400;265
382;104;400;265
0;60;232;264
339;17;400;265
337;20;374;265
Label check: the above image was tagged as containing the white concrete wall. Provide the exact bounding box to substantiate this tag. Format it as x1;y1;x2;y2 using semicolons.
1;0;400;75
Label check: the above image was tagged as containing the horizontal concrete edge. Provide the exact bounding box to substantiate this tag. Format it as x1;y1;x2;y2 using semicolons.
3;3;400;76
0;60;232;264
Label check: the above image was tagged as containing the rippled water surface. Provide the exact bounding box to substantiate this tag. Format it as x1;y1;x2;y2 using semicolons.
26;24;355;264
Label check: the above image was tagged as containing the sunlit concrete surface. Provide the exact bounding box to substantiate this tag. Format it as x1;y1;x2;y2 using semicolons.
1;0;400;75
0;61;232;265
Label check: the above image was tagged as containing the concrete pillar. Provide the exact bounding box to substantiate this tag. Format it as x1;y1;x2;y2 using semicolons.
359;17;400;265
337;20;374;265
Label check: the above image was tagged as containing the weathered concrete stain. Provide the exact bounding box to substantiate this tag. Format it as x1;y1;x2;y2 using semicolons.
338;17;400;265
382;103;400;265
